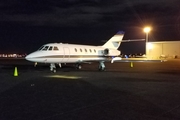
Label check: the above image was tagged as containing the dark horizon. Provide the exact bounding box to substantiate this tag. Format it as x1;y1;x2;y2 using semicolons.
0;0;180;54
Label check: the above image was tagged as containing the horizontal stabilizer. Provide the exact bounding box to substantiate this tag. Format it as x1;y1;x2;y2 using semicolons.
111;57;122;63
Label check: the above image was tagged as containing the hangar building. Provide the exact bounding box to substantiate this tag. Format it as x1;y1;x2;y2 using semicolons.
146;41;180;59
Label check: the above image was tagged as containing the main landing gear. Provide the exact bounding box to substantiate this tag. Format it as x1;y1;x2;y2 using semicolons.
50;63;62;73
75;64;82;69
75;62;105;71
99;61;105;71
49;62;105;72
50;63;56;73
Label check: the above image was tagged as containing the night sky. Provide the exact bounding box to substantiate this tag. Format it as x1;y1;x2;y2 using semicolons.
0;0;180;54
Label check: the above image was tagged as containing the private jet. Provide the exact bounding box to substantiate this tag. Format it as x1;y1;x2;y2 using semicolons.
25;31;124;72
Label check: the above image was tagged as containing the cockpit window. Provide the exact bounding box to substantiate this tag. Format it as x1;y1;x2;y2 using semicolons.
48;46;53;51
53;46;59;50
42;46;49;51
38;45;58;51
38;46;44;50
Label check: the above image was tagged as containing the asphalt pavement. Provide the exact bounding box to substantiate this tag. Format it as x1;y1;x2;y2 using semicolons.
0;58;180;120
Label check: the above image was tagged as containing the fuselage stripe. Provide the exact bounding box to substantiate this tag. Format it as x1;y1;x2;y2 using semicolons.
32;55;113;59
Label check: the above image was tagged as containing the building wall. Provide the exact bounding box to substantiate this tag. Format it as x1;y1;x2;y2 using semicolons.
146;41;180;59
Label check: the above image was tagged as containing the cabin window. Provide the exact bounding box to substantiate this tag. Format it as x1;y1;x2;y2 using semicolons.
89;49;92;52
85;49;87;52
53;46;59;50
94;49;96;53
48;46;53;50
75;48;77;52
80;48;82;52
42;46;49;51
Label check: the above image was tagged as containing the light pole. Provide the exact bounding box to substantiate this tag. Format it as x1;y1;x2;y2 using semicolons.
143;27;151;56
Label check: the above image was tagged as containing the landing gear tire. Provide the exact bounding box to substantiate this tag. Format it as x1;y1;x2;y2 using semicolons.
98;66;105;71
75;64;82;69
78;65;82;69
52;68;56;73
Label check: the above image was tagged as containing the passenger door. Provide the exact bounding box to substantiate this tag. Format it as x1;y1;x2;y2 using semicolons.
62;47;70;62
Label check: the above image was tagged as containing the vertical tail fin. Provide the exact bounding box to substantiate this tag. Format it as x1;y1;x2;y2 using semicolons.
102;31;124;49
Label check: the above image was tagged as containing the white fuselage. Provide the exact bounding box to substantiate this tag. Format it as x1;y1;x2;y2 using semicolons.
25;43;121;64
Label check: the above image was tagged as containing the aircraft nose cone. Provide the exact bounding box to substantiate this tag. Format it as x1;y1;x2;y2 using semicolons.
25;55;29;60
25;53;35;61
25;55;31;61
25;52;41;62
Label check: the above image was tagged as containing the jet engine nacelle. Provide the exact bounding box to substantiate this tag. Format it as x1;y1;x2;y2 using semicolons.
103;48;109;56
103;48;120;56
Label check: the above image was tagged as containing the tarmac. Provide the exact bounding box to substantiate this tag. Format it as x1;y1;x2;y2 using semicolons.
0;58;180;120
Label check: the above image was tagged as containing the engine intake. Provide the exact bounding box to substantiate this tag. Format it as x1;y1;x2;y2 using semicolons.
103;48;109;55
